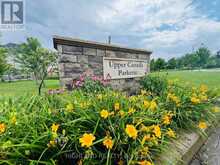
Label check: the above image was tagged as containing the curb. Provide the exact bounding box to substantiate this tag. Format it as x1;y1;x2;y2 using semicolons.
155;128;215;165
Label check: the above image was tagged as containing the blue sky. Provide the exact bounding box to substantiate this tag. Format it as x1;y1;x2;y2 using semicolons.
1;0;220;59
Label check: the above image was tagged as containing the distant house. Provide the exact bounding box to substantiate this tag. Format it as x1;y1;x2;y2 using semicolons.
0;43;19;49
0;43;33;82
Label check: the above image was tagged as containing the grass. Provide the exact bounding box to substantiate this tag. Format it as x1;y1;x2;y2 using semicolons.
0;80;59;97
152;70;220;94
1;70;220;97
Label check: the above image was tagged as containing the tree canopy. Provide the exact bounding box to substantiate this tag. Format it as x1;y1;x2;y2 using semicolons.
0;47;8;78
151;46;220;71
15;37;57;94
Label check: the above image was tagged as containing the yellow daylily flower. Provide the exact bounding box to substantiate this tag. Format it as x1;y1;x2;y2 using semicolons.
149;101;157;111
191;97;200;104
66;103;74;112
138;160;152;165
114;102;120;111
143;100;150;108
0;123;6;134
128;108;136;114
79;133;96;148
125;124;138;139
103;136;114;149
100;109;109;119
10;115;17;125
198;121;207;130
166;128;176;138
153;125;161;138
51;124;60;133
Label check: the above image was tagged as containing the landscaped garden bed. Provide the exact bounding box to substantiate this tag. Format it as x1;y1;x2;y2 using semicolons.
0;75;219;165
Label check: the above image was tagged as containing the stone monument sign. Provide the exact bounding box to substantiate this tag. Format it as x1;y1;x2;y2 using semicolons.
53;35;152;93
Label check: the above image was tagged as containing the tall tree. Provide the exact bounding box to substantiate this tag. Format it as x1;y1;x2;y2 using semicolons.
167;58;177;69
154;58;166;71
181;53;199;69
15;37;57;95
150;59;155;71
195;47;211;68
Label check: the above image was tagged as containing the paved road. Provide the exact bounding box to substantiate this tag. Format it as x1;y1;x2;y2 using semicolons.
190;127;220;165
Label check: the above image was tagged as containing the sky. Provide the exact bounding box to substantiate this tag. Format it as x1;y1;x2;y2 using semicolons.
1;0;220;59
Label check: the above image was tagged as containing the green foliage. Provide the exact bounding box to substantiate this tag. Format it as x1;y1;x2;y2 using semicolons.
74;76;110;94
140;75;168;96
153;70;220;95
141;74;219;129
0;47;8;78
152;58;166;71
196;47;211;68
166;58;177;69
0;81;218;164
0;77;218;164
151;46;220;71
178;53;200;69
150;59;155;71
15;37;57;94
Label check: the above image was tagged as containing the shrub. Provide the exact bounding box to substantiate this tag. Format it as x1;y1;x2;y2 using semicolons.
140;75;168;96
0;77;219;164
72;75;110;93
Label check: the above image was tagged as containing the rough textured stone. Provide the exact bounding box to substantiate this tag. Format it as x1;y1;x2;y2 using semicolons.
190;159;201;165
115;51;129;58
64;63;82;74
125;78;134;83
80;63;89;70
93;69;103;75
57;45;62;52
97;49;106;56
114;52;140;59
155;131;202;165
126;53;139;59
83;47;97;56
109;79;141;94
62;72;81;79
106;50;116;57
59;54;77;63
190;127;220;165
154;118;220;165
138;54;149;60
62;45;83;54
89;63;103;71
58;63;65;77
134;77;141;81
88;55;103;64
77;55;88;63
60;78;73;86
56;42;151;93
110;80;123;91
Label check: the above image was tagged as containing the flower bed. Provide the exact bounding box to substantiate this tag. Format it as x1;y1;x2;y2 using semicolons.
0;76;219;164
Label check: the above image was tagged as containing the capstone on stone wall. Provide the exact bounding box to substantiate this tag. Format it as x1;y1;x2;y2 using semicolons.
53;36;152;94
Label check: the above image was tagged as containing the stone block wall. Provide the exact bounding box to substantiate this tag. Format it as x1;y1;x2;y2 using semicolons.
53;36;152;93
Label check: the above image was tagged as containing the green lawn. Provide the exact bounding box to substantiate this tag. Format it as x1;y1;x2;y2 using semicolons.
0;80;60;97
152;70;220;93
1;70;220;97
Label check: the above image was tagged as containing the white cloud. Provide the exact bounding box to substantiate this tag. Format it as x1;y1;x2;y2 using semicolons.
97;0;195;31
96;0;220;59
1;0;220;59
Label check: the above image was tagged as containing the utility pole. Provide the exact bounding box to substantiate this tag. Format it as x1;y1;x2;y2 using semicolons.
108;36;111;44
